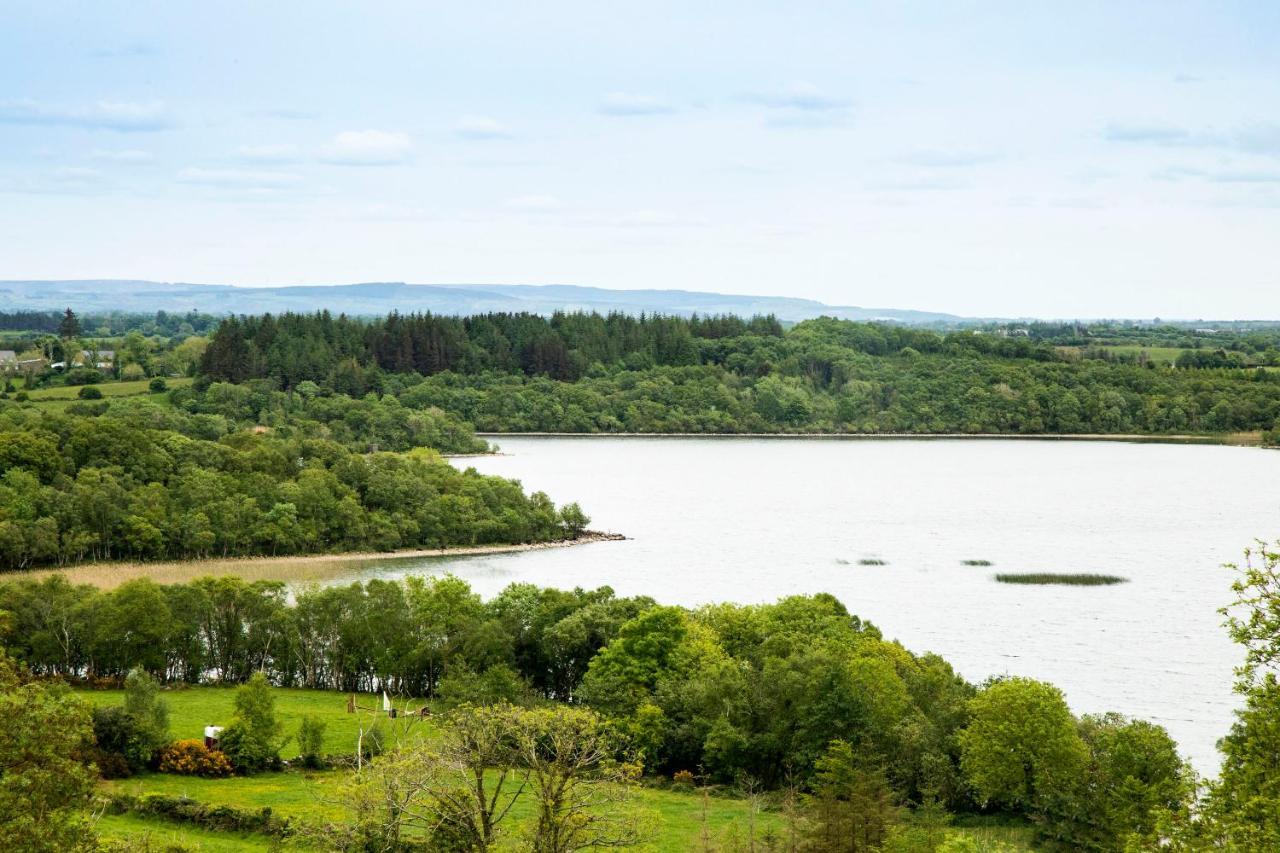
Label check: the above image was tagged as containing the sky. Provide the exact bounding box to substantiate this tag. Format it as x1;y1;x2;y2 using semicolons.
2;1;1279;319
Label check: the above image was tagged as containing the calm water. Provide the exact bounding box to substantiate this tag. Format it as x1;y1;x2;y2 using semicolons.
345;436;1278;774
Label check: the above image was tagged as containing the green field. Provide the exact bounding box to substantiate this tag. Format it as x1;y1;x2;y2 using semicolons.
84;686;1033;851
76;685;425;759
21;375;193;403
1098;345;1186;364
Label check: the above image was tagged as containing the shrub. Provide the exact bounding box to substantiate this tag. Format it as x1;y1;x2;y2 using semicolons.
218;673;282;773
296;714;326;769
13;391;28;402
157;739;233;777
149;377;168;393
64;367;104;385
672;769;696;787
78;385;103;399
92;749;132;780
91;707;146;776
120;363;146;381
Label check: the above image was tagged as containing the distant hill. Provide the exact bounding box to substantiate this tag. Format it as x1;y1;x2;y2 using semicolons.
0;280;971;325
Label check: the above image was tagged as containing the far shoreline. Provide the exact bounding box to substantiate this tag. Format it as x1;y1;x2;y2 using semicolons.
476;430;1268;447
12;531;626;590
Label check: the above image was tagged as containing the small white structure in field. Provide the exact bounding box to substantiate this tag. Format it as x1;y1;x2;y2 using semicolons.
204;725;224;749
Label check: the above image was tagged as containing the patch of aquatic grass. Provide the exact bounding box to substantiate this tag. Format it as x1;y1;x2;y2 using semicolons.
995;573;1127;586
834;558;850;565
962;559;993;566
858;558;888;566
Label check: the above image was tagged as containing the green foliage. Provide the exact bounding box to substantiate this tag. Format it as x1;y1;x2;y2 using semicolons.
804;739;901;852
0;397;573;568
0;651;97;851
92;670;169;776
149;376;168;393
77;384;103;399
296;714;327;768
219;672;282;773
194;311;1280;437
959;677;1089;812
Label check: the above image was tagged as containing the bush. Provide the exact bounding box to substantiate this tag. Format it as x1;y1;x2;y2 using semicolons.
78;385;104;399
218;673;282;773
157;739;233;777
91;707;148;776
92;748;132;780
296;714;326;769
13;391;28;402
121;363;146;381
64;367;104;385
149;377;168;393
103;793;290;837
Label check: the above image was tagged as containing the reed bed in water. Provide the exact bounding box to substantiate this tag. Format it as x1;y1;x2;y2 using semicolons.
858;558;888;566
995;573;1127;586
962;559;993;566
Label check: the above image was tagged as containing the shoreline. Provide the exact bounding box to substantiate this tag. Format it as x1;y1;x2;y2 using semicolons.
14;530;626;590
476;431;1267;447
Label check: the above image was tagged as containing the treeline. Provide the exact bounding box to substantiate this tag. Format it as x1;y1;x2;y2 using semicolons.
200;310;786;387
0;574;1190;850
0;401;581;569
0;309;220;338
197;312;1280;438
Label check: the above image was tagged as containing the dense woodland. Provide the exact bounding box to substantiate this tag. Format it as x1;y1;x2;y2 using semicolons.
198;312;1280;439
0;398;583;569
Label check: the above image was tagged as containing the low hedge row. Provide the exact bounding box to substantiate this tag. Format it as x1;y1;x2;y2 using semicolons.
100;793;292;838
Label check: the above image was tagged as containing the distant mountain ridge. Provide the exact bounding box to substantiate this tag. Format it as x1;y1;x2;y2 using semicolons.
0;280;970;325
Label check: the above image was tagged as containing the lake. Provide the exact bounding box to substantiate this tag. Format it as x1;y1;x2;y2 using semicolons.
347;435;1276;774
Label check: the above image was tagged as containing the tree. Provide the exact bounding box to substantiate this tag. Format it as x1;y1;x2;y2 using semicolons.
804;739;900;853
1193;542;1280;847
513;705;648;852
958;677;1088;813
558;502;590;539
218;671;282;773
0;652;96;851
58;307;80;340
327;704;527;851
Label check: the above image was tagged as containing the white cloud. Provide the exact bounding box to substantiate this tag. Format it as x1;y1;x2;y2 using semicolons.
90;149;153;163
319;130;413;165
895;149;1001;168
598;92;675;116
1103;123;1191;143
504;194;561;211
51;166;103;183
236;144;301;163
176;168;302;189
0;99;170;131
455;115;512;140
745;82;849;112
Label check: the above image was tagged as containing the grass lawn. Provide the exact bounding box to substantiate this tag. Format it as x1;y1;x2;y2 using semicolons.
76;685;433;758
96;813;276;851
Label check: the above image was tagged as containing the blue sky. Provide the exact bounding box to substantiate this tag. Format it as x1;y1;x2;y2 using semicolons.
2;1;1279;318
